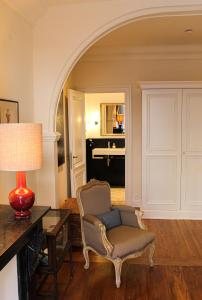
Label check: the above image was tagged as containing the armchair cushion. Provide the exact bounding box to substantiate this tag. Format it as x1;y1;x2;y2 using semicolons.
83;219;107;255
112;205;140;228
97;209;122;230
107;225;155;258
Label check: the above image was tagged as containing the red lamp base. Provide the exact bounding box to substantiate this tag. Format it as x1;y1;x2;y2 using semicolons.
9;171;35;219
14;209;32;219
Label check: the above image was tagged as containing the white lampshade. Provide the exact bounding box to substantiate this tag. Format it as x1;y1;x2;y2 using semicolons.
0;123;42;171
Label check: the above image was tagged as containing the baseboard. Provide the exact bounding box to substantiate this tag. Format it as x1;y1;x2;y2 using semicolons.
143;209;202;220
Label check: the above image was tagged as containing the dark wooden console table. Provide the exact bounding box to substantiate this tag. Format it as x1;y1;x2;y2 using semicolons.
0;205;50;300
36;209;72;299
63;198;82;247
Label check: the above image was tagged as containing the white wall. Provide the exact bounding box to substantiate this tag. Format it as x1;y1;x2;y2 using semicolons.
85;92;124;138
70;55;202;203
0;256;18;300
1;0;202;207
32;1;202;206
0;2;34;204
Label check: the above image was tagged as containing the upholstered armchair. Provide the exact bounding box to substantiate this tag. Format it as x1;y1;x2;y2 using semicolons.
76;180;155;288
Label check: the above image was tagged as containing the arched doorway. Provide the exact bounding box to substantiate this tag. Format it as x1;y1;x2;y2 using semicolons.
36;5;202;207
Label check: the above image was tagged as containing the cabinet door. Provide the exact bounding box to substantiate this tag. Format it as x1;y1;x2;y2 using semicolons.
181;89;202;211
142;89;182;211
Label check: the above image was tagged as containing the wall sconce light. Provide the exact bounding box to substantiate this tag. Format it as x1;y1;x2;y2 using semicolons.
0;123;42;219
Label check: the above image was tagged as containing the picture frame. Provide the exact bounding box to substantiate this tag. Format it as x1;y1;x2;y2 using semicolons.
100;103;125;136
0;99;19;123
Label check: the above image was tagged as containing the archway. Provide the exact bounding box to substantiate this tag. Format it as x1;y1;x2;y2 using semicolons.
49;5;202;131
36;3;202;208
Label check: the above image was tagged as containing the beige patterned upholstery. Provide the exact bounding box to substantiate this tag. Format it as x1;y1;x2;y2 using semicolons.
76;179;155;288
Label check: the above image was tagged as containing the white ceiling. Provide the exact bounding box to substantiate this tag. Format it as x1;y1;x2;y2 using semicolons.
92;15;202;48
3;2;202;48
3;0;111;24
3;0;46;24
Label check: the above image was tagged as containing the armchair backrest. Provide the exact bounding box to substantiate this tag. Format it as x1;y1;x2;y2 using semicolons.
76;180;111;216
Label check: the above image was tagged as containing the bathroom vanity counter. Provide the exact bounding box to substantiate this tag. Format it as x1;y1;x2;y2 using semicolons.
92;147;125;157
86;138;125;186
0;205;50;300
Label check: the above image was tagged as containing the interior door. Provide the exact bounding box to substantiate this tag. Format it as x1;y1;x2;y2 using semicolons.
142;89;182;211
181;89;202;211
68;89;86;197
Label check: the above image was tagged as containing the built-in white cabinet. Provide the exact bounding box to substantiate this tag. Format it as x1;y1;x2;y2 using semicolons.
181;89;202;212
142;83;202;219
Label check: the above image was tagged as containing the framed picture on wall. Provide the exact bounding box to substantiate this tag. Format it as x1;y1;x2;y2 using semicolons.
0;99;19;123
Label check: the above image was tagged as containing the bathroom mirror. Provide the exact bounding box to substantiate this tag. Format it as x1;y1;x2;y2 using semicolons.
100;103;125;136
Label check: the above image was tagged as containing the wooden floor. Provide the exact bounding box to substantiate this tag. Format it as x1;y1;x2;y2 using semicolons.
111;188;125;205
36;219;202;300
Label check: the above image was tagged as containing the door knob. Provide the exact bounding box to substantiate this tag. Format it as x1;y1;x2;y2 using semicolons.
73;155;78;159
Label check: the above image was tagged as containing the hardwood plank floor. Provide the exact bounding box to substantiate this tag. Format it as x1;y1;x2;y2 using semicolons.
36;219;202;300
72;219;202;266
111;188;125;204
37;264;202;300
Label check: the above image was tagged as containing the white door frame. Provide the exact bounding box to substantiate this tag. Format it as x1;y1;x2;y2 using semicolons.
68;89;86;197
81;85;133;205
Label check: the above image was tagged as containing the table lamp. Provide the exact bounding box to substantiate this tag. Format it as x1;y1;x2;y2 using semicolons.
0;123;42;219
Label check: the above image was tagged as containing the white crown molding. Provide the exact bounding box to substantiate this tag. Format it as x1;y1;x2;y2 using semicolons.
3;0;113;25
80;45;202;62
139;81;202;89
3;0;48;25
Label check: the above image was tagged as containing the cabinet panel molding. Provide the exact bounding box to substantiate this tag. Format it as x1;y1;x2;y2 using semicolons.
142;85;202;219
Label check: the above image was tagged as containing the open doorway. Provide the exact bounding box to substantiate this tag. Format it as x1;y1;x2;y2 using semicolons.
85;92;126;204
66;88;130;204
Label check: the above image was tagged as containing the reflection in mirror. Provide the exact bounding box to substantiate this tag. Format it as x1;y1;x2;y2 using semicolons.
101;103;125;135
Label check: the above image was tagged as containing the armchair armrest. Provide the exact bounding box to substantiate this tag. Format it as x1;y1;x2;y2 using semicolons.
83;214;103;227
111;205;147;230
82;214;113;256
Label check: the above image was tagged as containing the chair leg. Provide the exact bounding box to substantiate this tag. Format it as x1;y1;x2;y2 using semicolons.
113;258;123;288
83;247;90;269
148;242;155;267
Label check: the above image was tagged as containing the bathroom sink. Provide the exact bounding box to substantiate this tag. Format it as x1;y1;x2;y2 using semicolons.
92;147;125;158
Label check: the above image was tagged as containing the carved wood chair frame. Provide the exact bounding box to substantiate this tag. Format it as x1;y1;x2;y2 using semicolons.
76;180;155;288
